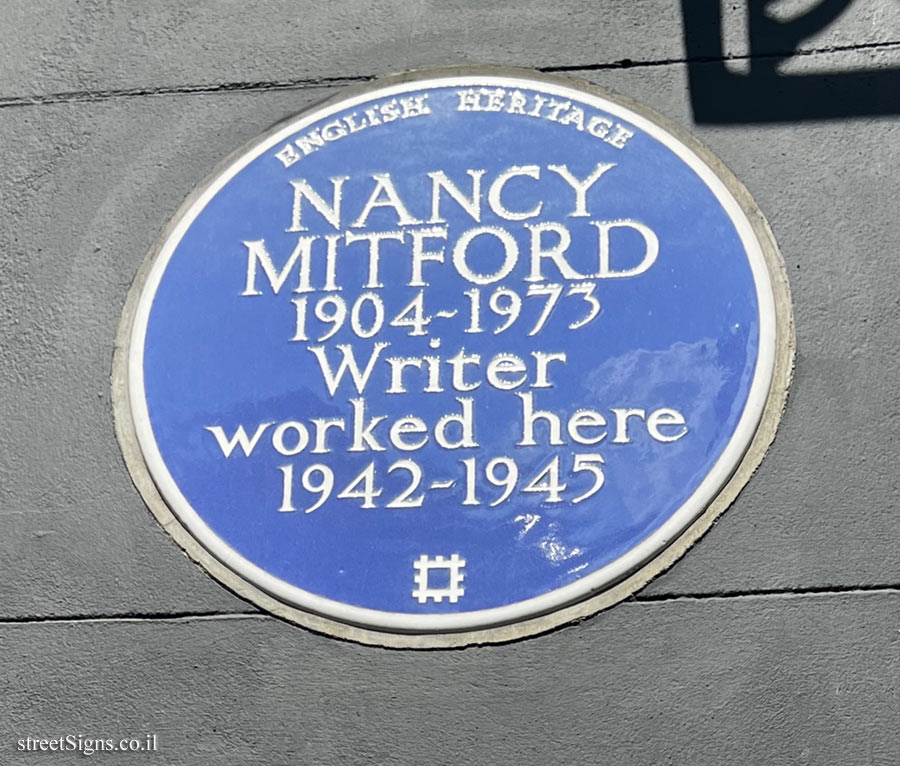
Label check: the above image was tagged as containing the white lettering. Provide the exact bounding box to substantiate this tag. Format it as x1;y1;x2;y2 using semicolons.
204;422;273;458
308;343;390;396
592;220;659;278
647;408;688;442
487;165;542;221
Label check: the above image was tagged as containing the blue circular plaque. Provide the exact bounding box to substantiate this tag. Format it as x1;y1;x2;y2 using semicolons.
115;69;792;645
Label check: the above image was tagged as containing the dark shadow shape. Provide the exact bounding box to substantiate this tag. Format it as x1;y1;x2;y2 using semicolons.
682;0;900;123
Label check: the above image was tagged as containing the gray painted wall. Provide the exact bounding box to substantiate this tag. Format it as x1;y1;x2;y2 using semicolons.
1;1;898;763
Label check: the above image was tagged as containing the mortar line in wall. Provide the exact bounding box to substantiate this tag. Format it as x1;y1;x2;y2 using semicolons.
2;583;900;626
543;37;900;74
0;74;376;109
0;610;264;626
0;39;896;110
631;582;900;603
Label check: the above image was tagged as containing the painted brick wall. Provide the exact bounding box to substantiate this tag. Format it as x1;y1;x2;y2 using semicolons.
2;2;899;763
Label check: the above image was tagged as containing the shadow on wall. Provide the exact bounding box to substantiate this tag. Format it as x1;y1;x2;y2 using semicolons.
681;0;900;122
